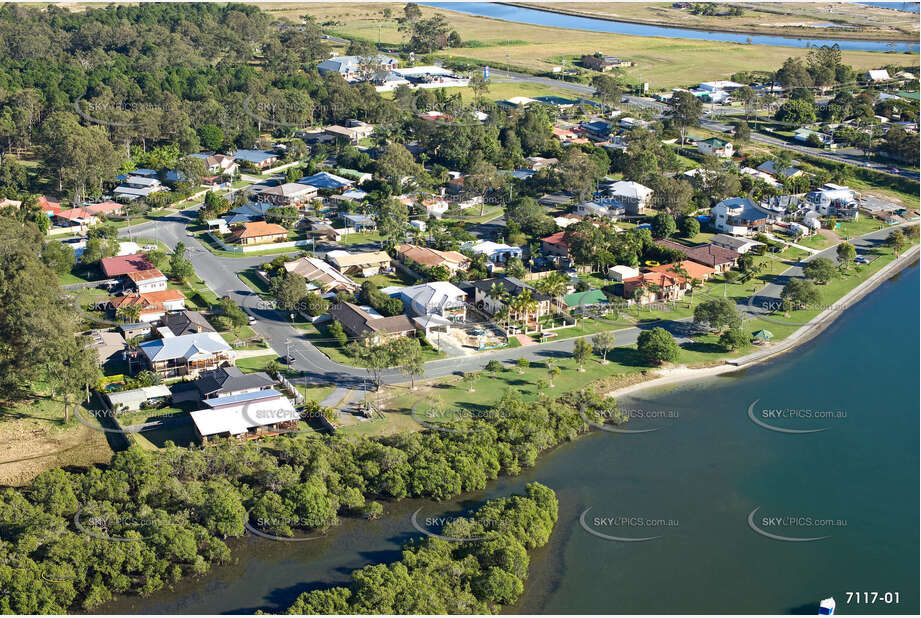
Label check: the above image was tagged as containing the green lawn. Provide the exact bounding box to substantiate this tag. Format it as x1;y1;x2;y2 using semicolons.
238;267;273;296
339;231;384;246
797;234;837;250
298;322;446;366
352;270;417;289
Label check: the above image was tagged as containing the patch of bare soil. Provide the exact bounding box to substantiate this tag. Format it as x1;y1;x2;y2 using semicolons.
0;418;113;487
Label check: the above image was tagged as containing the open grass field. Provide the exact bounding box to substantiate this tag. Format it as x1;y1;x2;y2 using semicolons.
265;3;918;90
513;2;919;41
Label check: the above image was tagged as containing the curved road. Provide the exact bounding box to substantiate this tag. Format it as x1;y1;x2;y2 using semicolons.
120;201;906;388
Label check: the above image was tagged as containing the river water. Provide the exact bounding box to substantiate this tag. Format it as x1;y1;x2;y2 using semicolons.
101;262;919;615
419;2;920;53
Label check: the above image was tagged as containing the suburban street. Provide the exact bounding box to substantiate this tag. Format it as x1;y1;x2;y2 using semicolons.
120;202;906;391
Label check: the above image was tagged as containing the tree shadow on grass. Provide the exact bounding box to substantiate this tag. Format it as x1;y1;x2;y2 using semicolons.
681;341;725;354
606;347;649;368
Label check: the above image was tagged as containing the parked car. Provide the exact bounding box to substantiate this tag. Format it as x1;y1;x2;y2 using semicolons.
854;256;870;264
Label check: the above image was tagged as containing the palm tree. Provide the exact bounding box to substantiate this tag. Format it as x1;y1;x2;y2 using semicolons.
536;271;569;314
510;289;539;333
667;263;690;308
117;303;142;323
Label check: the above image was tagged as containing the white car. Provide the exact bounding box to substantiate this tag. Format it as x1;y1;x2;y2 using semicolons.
854;256;869;264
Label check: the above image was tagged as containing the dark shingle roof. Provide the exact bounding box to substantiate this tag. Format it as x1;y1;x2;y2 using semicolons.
160;310;216;337
194;366;274;398
329;302;415;338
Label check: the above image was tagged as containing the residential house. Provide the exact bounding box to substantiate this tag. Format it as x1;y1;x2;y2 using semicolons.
805;184;858;217
650;259;716;282
470;276;553;332
328;302;416;343
711;197;773;236
709;234;764;255
622;271;687;304
697;137;734;158
317;54;397;79
794;128;834;146
160;310;216;337
395;244;470;273
54;207;99;229
107;289;187;322
656;239;741;273
96;252;147;279
866;69;891;83
740;166;780;187
324;120;375;144
86;201;124;217
192;366;274;400
541;231;571;260
231;221;288;245
113;175;166;201
124;268;167;294
574;198;625;220
601;180;653;215
552;125;589;144
224;201;273;225
607;265;639;281
756;160;804;180
118;322;152;340
138;331;234;378
232;149;278;170
619;117;649;130
525;156;558;171
283;256;360;294
190;152;239;176
469;241;522;264
257;183;318;207
391;281;467;321
563;289;609;314
326;250;391;276
189;389;299;443
581;120;613;141
343;213;375;231
298;172;353;192
581;53;632;71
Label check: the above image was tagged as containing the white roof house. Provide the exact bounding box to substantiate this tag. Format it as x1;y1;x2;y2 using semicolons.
190;389;299;438
740;166;780;187
606;180;653;204
469;241;523;263
139;332;233;364
392;281;467;318
867;69;891;82
317;54;397;77
607;265;640;281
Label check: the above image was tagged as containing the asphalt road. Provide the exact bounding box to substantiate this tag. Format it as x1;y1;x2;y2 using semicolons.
119;206;905;388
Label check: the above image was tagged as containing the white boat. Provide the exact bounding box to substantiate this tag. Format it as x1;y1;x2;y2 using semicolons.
819;597;835;615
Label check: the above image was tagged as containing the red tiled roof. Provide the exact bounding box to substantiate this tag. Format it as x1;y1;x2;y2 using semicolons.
541;231;569;247
100;253;156;277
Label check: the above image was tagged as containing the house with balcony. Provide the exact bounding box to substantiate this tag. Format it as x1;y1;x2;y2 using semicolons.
805;184;859;219
107;289;187;322
390;281;467;322
469;241;522;264
600;180;653;215
711;197;772;236
138;331;235;379
469;276;553;333
189;389;299;443
124;268;168;294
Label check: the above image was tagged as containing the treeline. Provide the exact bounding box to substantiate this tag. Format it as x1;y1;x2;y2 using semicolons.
0;389;612;613
285;483;558;614
0;216;99;415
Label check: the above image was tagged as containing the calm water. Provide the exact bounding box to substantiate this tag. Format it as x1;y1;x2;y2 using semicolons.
861;2;920;14
101;262;919;614
420;2;920;53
